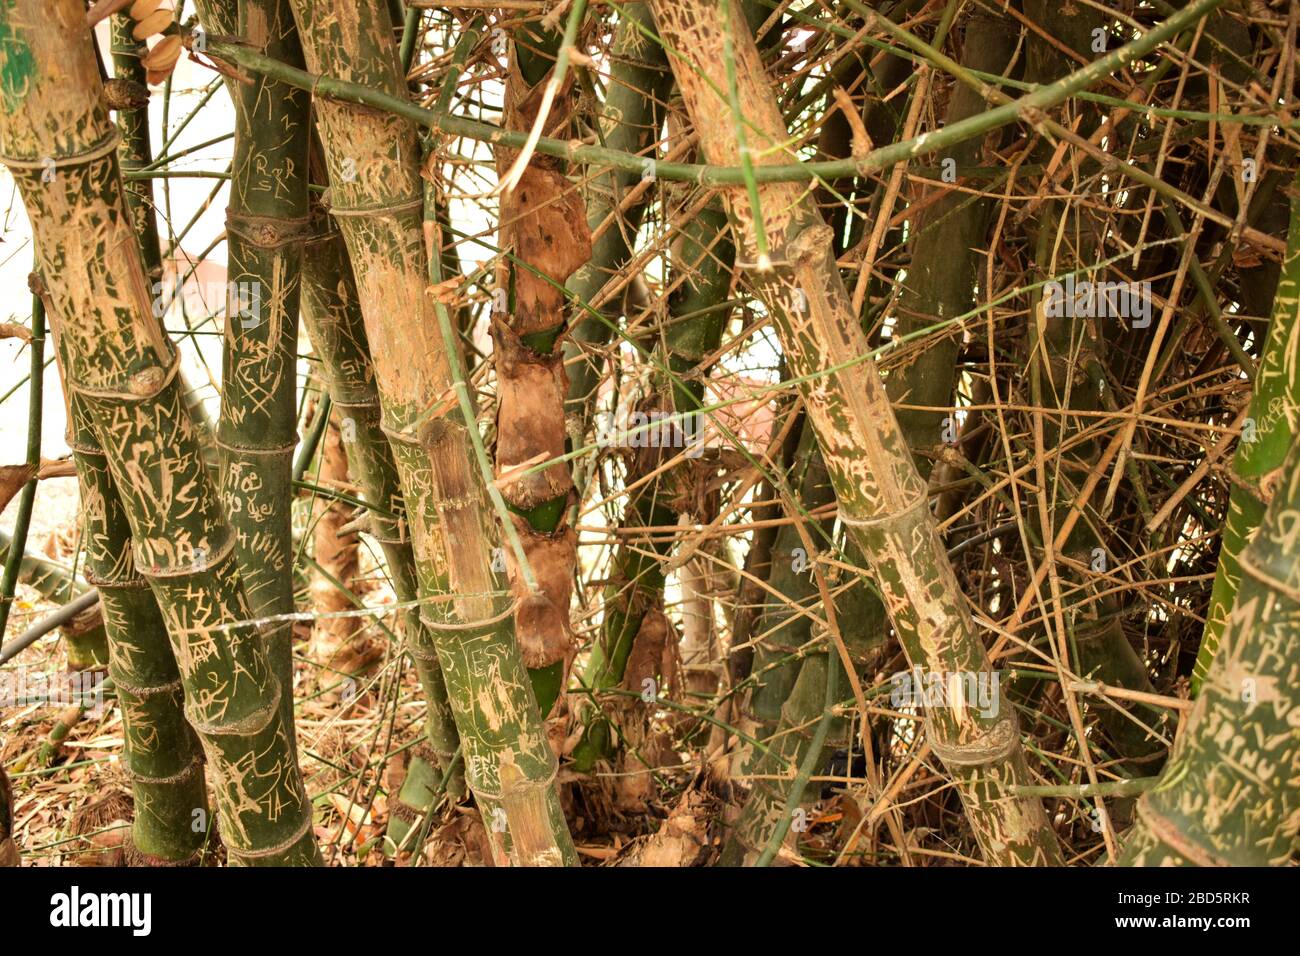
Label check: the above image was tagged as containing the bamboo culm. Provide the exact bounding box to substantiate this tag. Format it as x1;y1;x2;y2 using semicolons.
284;0;575;865
1120;433;1300;865
0;0;320;865
647;0;1064;865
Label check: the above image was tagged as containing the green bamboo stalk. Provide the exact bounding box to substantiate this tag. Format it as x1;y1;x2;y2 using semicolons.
725;390;888;862
296;192;464;850
284;0;574;865
752;650;837;867
727;15;1023;844
0;528;93;610
571;203;734;770
1020;6;1169;772
204;0;1235;193
0;0;319;865
1196;169;1300;693
66;392;211;865
725;30;903;858
746;421;837;735
563;1;671;421
647;0;1063;864
0;507;108;673
202;0;312;731
1119;434;1300;866
0;323;106;671
111;12;217;459
398;3;421;74
0;265;45;642
108;14;163;283
886;13;1015;466
726;481;781;687
427;187;577;865
293;386;331;482
720;558;885;866
37;702;86;768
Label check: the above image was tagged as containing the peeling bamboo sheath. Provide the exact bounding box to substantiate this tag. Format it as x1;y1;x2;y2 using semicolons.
647;0;1063;865
285;0;575;865
492;28;587;701
0;0;319;865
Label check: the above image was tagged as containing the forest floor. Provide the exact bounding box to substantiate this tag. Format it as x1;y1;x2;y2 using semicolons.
0;489;844;867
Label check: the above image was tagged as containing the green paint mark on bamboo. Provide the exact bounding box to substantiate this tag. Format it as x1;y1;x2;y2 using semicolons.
0;2;35;113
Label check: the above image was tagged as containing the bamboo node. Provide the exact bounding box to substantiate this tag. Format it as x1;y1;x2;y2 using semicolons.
418;601;519;636
212;435;299;456
120;836;202;868
226;212;314;249
223;803;315;861
837;489;928;529
120;752;202;787
185;673;281;739
104;78;150;111
129;366;166;396
110;673;184;699
789;222;835;264
328;195;424;219
0;129;120;169
925;713;1019;766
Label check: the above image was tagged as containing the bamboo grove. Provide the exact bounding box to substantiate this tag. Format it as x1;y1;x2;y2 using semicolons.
0;0;1296;868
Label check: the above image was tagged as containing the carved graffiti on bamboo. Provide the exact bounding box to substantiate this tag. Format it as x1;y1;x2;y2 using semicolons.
646;0;1062;863
285;0;574;862
122;695;160;755
2;0;314;862
200;720;299;851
